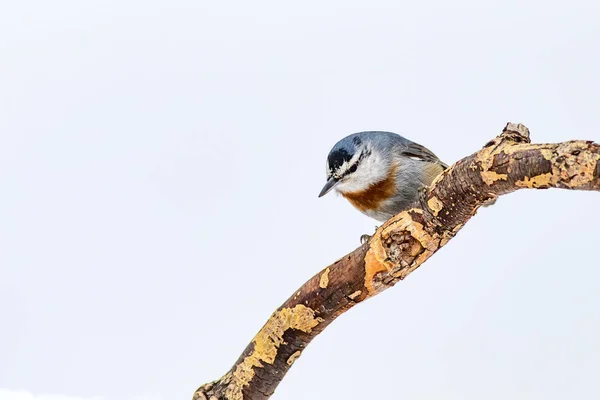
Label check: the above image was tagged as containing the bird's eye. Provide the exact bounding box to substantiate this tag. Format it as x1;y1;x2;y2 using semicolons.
348;164;358;173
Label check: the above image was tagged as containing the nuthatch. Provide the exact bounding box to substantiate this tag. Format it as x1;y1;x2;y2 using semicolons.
318;131;448;222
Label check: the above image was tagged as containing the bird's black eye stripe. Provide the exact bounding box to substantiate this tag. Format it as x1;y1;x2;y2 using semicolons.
345;149;368;175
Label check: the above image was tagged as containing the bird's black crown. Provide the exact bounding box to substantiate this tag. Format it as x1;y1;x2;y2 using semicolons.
327;148;353;172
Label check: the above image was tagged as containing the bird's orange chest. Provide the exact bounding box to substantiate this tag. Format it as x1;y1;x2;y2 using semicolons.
341;165;398;212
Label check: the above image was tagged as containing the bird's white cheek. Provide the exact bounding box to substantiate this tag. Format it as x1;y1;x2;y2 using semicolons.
335;175;371;193
335;155;390;194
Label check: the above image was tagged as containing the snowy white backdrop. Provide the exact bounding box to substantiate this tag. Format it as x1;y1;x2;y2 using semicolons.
1;1;600;399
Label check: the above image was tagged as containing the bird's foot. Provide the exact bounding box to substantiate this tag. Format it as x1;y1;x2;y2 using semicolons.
359;226;379;244
481;196;498;207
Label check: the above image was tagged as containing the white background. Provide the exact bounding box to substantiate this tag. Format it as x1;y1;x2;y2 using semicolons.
1;1;599;399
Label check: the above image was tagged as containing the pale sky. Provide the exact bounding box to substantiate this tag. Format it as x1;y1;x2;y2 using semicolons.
1;1;600;399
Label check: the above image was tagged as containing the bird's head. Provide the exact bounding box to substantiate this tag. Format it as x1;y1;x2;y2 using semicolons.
318;132;392;197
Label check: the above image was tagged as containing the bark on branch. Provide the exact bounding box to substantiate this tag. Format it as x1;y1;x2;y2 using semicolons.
194;123;600;400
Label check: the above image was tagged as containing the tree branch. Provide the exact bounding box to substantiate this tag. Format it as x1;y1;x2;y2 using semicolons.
193;123;600;400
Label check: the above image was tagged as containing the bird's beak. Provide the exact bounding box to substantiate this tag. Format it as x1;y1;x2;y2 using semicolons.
318;177;339;198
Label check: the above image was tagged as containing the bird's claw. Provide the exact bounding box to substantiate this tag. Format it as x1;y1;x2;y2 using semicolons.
360;234;371;244
481;196;497;207
359;226;379;244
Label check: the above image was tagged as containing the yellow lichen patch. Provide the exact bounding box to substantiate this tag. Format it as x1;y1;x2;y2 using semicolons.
363;231;393;296
286;351;302;366
226;304;323;399
540;148;555;160
480;170;508;185
427;196;444;216
391;212;438;250
474;145;508;185
364;209;442;295
515;173;554;188
319;267;330;289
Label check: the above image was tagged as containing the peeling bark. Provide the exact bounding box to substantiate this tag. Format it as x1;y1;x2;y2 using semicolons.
193;123;600;400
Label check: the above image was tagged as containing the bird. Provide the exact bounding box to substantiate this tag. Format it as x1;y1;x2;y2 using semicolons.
318;131;448;223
